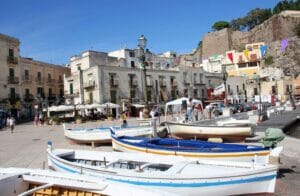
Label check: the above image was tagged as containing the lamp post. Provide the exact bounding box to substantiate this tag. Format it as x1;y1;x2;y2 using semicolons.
253;73;262;122
136;35;149;117
222;65;228;107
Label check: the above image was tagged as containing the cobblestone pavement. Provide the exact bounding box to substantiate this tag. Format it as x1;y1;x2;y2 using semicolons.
0;119;300;195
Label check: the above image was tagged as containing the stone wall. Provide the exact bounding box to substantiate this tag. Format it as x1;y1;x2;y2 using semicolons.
200;11;300;64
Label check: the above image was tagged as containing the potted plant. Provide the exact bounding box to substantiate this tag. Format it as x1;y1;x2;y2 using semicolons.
75;115;82;124
51;116;59;125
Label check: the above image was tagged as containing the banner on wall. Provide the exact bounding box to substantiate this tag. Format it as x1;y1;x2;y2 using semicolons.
243;49;249;61
227;53;233;63
260;45;267;57
281;39;288;52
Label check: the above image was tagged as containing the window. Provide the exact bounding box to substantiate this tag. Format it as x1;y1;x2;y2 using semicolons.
59;89;63;97
24;70;29;79
110;90;117;103
238;63;247;68
48;73;51;80
89;92;93;104
130;89;135;99
131;61;135;68
147;90;152;102
129;51;135;57
193;73;197;83
9;68;14;77
199;74;203;84
193;89;198;98
272;86;276;95
183;89;188;97
48;88;52;97
236;85;239;93
243;83;245;90
183;72;187;83
9;49;14;57
227;85;231;94
69;83;73;94
254;88;258;95
59;75;62;82
201;89;205;97
37;87;44;98
37;72;42;80
10;88;15;99
25;89;30;96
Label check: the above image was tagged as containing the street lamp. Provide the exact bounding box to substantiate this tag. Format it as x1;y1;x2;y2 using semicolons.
222;65;228;107
136;35;149;117
253;73;262;122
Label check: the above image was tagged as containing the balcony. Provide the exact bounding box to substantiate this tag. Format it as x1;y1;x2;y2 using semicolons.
84;80;96;89
7;56;18;65
159;79;167;87
23;94;35;102
22;75;33;83
110;79;119;87
46;78;56;86
35;77;44;85
48;94;57;100
8;93;20;101
184;80;190;85
194;79;205;85
7;76;19;84
65;92;79;98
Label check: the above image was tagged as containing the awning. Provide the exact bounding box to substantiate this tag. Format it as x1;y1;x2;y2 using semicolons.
131;104;145;108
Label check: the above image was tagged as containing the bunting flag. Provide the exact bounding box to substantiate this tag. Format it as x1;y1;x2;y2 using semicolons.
281;39;288;52
260;45;267;57
227;53;233;63
243;49;249;61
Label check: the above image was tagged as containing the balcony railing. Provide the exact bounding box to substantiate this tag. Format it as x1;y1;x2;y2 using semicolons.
8;93;20;100
84;80;96;89
22;75;33;83
23;94;35;102
184;80;190;85
7;56;18;64
48;94;56;100
35;77;44;84
46;78;56;85
194;79;205;85
7;76;19;84
65;92;79;98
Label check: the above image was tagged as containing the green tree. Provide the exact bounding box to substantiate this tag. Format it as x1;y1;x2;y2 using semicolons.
212;21;230;31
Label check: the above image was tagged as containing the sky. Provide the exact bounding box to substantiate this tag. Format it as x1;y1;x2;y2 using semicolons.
0;0;280;65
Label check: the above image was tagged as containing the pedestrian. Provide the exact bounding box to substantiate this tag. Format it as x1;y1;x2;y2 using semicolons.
150;107;156;119
121;119;128;128
34;115;38;126
39;112;44;126
193;105;198;122
9;116;15;133
187;98;193;121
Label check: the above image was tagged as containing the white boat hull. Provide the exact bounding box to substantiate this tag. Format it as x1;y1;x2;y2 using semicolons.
165;122;252;142
63;124;153;144
48;148;277;196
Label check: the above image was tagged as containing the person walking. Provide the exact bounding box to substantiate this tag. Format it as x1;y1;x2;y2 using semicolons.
34;115;38;126
9;116;15;133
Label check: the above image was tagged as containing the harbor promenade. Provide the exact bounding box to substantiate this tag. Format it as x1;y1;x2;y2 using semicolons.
0;115;300;195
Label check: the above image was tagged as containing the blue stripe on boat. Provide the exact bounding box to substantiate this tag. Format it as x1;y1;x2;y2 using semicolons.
50;158;276;188
111;134;267;153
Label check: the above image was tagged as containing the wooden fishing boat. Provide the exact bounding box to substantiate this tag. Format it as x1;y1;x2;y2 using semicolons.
110;129;283;164
165;122;253;142
47;143;278;196
63;124;153;144
0;167;165;196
